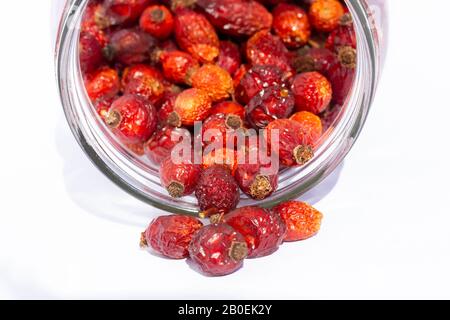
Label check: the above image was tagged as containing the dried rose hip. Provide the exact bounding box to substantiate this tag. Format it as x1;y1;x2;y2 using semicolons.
85;67;120;103
264;119;314;167
202;148;239;176
236;65;288;105
191;65;234;102
210;101;246;122
246;86;295;130
158;50;199;85
105;94;157;143
157;92;178;125
169;88;212;126
272;3;311;49
196;0;273;37
140;5;174;40
309;0;345;32
217;41;242;77
291;71;332;114
122;64;165;105
292;47;338;75
188;224;248;276
103;0;151;25
79;31;105;73
141;215;203;259
160;156;201;197
233;65;249;90
290;111;323;146
246;30;293;74
272;201;323;241
325;13;356;52
145;125;191;164
95;97;115;120
222;206;286;258
195;165;240;217
201;113;244;148
327;46;357;105
174;9;220;63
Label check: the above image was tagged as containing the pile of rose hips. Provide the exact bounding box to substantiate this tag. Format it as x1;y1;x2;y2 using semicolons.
80;0;356;276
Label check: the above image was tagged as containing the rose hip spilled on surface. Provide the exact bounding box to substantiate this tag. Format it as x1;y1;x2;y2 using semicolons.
188;224;248;276
141;214;203;259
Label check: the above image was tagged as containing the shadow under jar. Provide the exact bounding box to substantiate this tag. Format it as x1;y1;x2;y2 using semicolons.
55;0;388;215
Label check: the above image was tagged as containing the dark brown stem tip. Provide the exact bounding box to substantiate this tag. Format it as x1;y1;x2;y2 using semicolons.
229;241;248;262
338;46;357;69
293;145;314;166
250;175;273;200
209;213;225;224
225;115;243;130
105;110;121;128
167;181;185;198
139;232;148;249
151;8;165;23
340;13;353;26
167;111;182;127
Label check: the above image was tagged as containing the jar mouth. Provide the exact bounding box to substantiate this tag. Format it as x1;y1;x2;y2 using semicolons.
55;0;380;215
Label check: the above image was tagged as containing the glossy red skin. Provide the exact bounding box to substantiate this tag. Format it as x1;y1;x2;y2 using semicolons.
210;101;246;121
246;86;295;130
140;5;174;39
159;50;199;85
144;215;203;259
236;65;287;105
174;9;220;63
173;88;213;126
103;0;151;25
292;47;338;75
108;94;157;143
235;160;278;200
79;31;105;73
291;72;332;115
217;41;241;77
188;224;247;276
201;113;244;148
246;30;293;74
196;0;272;37
290;111;323;146
195;165;240;214
145;125;191;164
264;119;311;167
157;93;178;125
327;61;355;105
122;65;165;105
224;206;286;258
272;3;311;49
107;28;156;65
325;22;357;52
272;201;323;241
85;67;120;103
160;157;201;196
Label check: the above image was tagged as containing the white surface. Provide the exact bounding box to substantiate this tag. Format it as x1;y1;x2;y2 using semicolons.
1;0;450;299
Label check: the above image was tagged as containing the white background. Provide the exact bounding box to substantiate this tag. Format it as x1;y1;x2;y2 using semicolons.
1;0;450;299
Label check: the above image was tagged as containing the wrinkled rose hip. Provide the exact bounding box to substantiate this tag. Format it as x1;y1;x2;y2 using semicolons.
160;156;201;198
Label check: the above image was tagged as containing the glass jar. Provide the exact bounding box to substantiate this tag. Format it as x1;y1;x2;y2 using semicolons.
54;0;388;215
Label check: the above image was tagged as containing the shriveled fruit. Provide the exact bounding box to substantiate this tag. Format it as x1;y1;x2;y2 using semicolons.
325;13;356;52
217;41;242;76
122;65;165;105
141;215;203;259
140;5;174;39
290;111;323;146
191;65;234;102
246;86;295;130
105;28;156;65
105;94;157;143
196;0;273;37
85;67;120;103
94;97;115;120
157;92;178;125
272;201;323;241
202;148;238;176
222;206;286;258
103;0;151;25
158;50;199;85
174;9;220;63
145;125;192;164
160;157;201;197
273;3;311;49
188;224;248;276
291;71;332;114
195;165;240;217
79;31;105;73
327;46;357;105
309;0;345;32
246;30;293;74
210;101;246;121
201;113;244;148
264;119;314;167
292;47;337;75
169;88;212;127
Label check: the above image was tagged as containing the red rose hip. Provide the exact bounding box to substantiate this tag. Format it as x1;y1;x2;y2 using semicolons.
140;5;174;40
309;0;345;32
188;224;248;276
273;3;311;49
169;88;213;127
290;111;323;146
291;72;332;115
145;125;191;164
122;65;165;105
141;215;203;259
217;41;242;76
85;67;120;103
210;101;246;122
158;50;199;85
191;65;234;102
160;156;201;198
